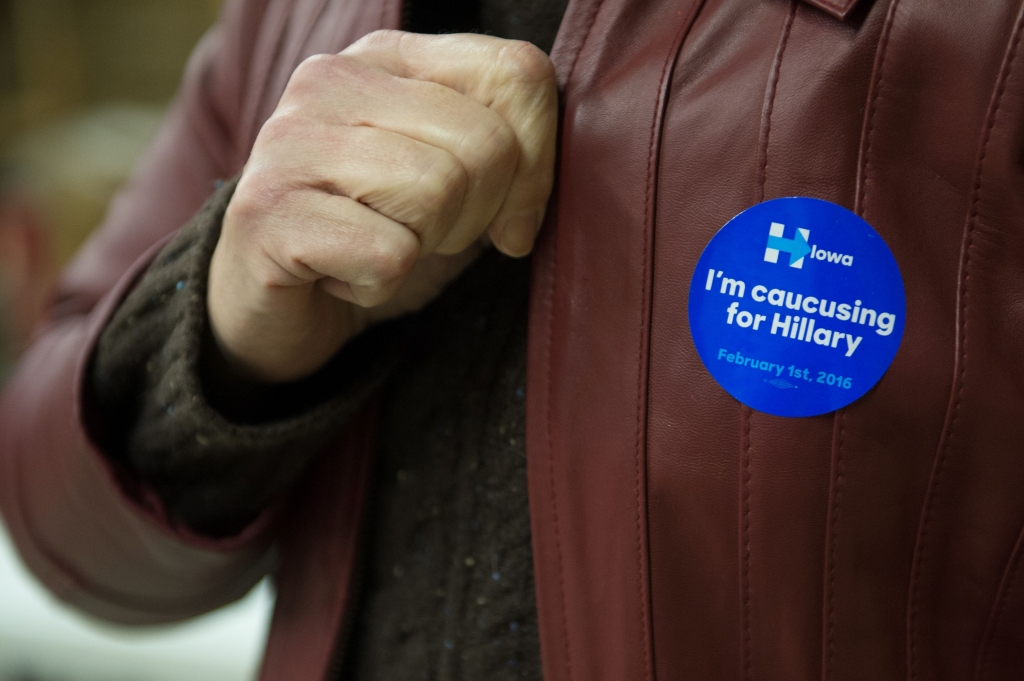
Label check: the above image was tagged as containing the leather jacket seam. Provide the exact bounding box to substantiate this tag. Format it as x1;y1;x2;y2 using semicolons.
812;0;850;14
639;4;708;679
855;0;904;217
739;406;753;680
744;5;796;678
564;0;605;86
967;4;1024;679
976;522;1024;680
544;1;608;678
823;412;847;681
754;0;797;206
909;4;1024;679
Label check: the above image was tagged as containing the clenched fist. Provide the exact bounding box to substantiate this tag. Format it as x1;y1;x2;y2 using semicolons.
208;31;558;382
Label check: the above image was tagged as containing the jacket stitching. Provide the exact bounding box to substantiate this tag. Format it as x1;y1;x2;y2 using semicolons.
542;237;571;681
824;412;846;681
977;519;1024;680
854;0;902;216
956;5;1024;681
851;16;904;668
545;2;606;679
754;0;796;205
638;6;706;679
739;406;752;681
823;0;849;664
744;5;795;677
564;0;603;89
908;5;1024;680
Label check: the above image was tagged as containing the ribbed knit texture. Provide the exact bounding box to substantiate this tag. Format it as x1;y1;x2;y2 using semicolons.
339;252;538;680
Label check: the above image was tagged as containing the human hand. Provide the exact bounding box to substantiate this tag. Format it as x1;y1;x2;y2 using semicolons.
207;31;558;382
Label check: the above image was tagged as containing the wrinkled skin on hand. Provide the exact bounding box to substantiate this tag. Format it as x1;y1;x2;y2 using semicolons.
208;30;559;382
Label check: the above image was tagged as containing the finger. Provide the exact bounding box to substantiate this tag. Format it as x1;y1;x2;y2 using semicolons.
344;31;559;255
357;244;484;325
249;185;420;308
282;54;519;254
251;117;468;254
483;71;557;256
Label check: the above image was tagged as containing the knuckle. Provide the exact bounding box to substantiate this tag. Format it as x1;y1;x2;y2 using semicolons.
255;110;303;147
411;150;467;216
290;54;334;90
227;217;310;290
288;53;358;95
230;165;289;223
349;29;404;54
364;230;418;284
496;40;556;84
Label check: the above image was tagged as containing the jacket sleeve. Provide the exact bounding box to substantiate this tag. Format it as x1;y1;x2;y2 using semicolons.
0;0;283;625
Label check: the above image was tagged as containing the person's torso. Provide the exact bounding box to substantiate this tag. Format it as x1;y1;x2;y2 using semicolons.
240;1;1024;679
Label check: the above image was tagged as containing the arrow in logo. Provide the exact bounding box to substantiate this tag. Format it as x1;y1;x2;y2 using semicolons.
764;222;811;268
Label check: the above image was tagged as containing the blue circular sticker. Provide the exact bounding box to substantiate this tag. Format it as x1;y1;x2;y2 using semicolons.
688;197;905;417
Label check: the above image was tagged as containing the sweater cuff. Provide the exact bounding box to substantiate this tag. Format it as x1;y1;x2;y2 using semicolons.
88;179;406;536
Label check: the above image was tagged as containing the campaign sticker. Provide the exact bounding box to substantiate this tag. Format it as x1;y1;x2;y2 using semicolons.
688;197;905;417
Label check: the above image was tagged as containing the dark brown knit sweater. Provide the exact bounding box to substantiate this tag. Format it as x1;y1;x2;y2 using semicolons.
89;2;567;679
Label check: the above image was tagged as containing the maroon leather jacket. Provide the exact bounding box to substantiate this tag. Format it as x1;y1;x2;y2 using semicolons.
3;0;1024;679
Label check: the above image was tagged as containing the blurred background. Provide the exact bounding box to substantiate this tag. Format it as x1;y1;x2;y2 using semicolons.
0;1;275;679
